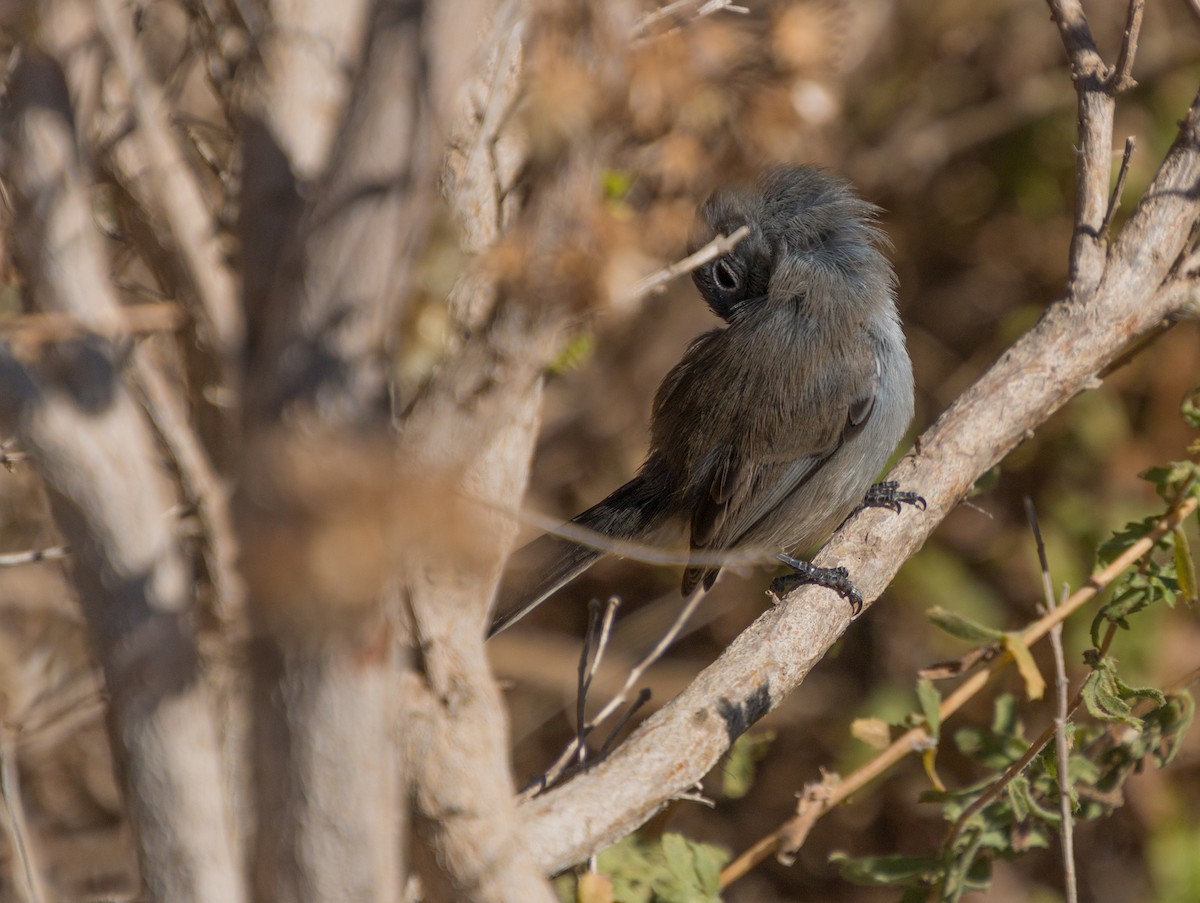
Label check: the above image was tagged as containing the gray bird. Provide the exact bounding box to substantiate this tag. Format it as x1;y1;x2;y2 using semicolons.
489;165;918;638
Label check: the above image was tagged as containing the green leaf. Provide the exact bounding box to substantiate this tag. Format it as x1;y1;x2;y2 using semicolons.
830;851;940;887
654;833;729;902
601;168;636;202
1091;563;1181;643
990;692;1021;738
722;730;775;799
1182;386;1200;430
1097;518;1155;565
1140;461;1200;500
554;873;577;903
951;694;1029;772
595;837;655;903
970;467;1001;496
927;606;1004;643
1146;691;1196;768
592;834;730;903
1081;660;1165;727
1174;527;1198;606
548;331;594;375
917;676;942;738
1006;774;1031;822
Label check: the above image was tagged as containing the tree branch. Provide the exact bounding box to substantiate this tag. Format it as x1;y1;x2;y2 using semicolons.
0;50;244;903
1048;0;1111;296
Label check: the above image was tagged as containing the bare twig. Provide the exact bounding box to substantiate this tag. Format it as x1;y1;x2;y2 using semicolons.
1024;499;1079;900
1024;498;1055;615
1023;500;1078;900
581;587;707;733
621;225;751;306
128;356;243;631
0;546;68;567
1111;0;1146;93
1101;137;1136;237
633;0;749;41
0;302;187;345
15;670;106;758
596;688;652;760
527;588;709;798
1050;583;1079;903
575;598;620;769
0;726;47;903
0;442;27;471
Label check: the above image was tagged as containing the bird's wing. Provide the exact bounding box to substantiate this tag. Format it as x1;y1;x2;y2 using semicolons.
682;347;879;592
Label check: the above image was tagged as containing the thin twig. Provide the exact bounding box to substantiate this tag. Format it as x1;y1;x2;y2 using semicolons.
719;491;1199;888
0;546;68;567
1101;137;1136;237
15;671;106;758
513;502;772;572
0;302;188;345
597;688;652;759
633;0;749;41
1024;498;1055;614
525;589;710;799
0;726;47;903
1050;583;1079;903
0;441;26;472
1025;497;1079;900
575;598;620;769
1111;0;1146;93
128;359;244;632
621;225;751;306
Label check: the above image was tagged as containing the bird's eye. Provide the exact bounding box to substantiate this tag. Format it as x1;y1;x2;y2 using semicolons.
714;260;739;291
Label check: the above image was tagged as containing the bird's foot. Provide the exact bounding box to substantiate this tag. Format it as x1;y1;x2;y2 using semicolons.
858;480;926;515
770;554;863;615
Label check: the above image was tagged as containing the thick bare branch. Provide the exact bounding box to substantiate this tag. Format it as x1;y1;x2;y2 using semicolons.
1047;0;1117;298
250;0;428;422
393;2;582;897
238;1;458;897
0;52;244;903
517;85;1200;873
238;0;372;312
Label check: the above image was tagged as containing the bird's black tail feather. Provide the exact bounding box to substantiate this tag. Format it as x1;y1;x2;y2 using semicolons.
488;460;672;637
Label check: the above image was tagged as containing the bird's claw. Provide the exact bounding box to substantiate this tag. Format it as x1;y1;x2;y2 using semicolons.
771;555;863;616
860;480;926;514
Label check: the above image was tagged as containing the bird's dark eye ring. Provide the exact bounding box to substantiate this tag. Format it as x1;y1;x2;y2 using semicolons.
714;260;739;292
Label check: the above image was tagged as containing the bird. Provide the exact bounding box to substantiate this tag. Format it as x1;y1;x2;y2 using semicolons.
489;165;918;638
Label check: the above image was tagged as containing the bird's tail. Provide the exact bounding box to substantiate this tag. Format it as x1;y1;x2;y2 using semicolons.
488;462;671;637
